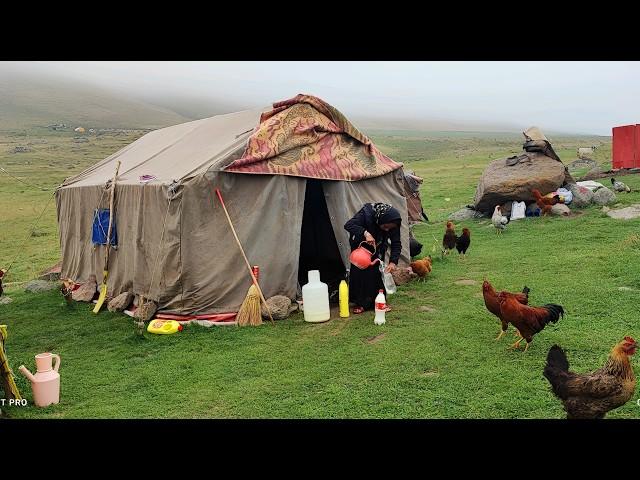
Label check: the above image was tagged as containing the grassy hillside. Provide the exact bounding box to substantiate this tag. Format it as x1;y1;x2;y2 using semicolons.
0;69;190;130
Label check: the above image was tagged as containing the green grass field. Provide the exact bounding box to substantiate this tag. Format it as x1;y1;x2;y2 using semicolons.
1;127;639;419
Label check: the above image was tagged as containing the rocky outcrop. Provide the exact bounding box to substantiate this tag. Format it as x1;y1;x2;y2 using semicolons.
474;152;566;214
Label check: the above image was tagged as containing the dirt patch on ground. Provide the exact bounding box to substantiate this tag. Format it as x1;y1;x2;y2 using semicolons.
420;369;439;377
454;279;477;286
364;333;386;344
559;210;585;219
330;318;351;336
419;305;436;312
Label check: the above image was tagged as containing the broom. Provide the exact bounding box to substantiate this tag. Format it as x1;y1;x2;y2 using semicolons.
215;188;274;326
236;285;262;326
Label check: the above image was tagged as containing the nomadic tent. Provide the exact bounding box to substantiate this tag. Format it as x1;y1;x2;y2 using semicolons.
56;95;410;314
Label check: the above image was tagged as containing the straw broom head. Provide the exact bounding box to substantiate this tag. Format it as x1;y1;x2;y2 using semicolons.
237;284;263;327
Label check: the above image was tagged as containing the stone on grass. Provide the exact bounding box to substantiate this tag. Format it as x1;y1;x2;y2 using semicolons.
551;204;571;216
592;187;617;206
24;280;58;293
261;295;293;320
606;204;640;220
108;291;134;312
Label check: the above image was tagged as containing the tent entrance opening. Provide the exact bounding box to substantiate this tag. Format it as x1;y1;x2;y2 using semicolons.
298;179;345;301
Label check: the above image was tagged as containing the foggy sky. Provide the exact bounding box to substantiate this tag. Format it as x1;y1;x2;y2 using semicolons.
6;61;640;135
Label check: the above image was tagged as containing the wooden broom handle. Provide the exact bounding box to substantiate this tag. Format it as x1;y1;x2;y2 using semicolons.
103;160;122;270
215;188;274;324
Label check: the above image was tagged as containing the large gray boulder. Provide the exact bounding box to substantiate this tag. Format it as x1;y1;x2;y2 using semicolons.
474;152;566;214
592;187;617;206
567;183;594;208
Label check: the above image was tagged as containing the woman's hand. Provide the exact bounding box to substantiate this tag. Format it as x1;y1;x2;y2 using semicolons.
364;231;375;245
384;262;397;273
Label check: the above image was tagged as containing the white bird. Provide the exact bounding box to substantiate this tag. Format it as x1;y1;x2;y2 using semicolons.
611;177;631;193
492;205;509;234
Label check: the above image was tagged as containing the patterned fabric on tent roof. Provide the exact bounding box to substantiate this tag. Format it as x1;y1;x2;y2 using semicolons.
223;94;403;181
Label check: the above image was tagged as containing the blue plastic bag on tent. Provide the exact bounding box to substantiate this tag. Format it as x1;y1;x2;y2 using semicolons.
92;208;117;246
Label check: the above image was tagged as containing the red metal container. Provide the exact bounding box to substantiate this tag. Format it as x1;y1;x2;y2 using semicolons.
612;124;639;169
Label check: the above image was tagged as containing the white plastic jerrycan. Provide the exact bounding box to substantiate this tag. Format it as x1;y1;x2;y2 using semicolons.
302;270;330;323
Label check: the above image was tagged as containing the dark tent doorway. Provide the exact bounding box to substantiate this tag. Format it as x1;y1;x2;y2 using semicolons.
298;179;345;303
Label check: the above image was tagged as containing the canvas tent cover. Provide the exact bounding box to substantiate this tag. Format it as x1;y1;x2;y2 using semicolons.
56;94;410;314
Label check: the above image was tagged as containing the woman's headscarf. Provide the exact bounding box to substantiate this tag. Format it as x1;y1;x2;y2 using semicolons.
371;202;401;226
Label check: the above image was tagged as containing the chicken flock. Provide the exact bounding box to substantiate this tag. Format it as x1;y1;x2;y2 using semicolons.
404;189;637;418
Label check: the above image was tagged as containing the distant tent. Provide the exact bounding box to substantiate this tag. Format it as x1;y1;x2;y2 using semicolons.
56;94;411;314
74;127;85;133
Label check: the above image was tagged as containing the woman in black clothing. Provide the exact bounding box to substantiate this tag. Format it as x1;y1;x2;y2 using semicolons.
344;202;402;314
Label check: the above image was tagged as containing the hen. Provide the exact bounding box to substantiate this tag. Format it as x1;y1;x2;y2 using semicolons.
532;189;560;216
611;177;631;193
491;206;509;234
442;221;456;256
455;228;471;259
497;291;564;352
391;266;418;285
409;256;432;282
0;269;4;298
543;337;638;419
482;280;529;340
60;279;75;305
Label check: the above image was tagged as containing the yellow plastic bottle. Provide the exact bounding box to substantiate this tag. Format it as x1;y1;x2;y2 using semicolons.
339;280;349;318
147;319;183;334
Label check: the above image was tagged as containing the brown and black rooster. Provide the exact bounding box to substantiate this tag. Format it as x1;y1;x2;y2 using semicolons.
532;189;560;216
497;291;564;352
482;280;529;340
543;337;638;419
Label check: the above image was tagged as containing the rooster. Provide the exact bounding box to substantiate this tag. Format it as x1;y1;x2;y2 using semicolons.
442;221;456;257
409;256;432;282
491;206;509;234
482;280;529;340
531;189;560;216
611;177;631;193
497;291;564;352
455;228;471;259
543;337;638;419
